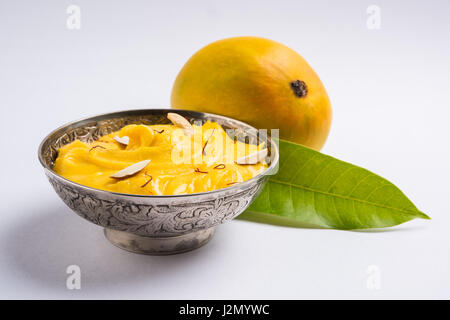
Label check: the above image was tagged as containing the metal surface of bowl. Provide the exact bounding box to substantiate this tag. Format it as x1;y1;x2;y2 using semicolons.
38;109;279;255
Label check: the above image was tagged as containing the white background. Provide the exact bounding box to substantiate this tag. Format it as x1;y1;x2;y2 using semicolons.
1;0;449;299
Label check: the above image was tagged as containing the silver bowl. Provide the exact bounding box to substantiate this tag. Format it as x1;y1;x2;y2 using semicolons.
38;109;279;255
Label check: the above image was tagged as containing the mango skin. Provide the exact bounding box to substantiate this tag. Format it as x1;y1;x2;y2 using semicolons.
171;36;332;151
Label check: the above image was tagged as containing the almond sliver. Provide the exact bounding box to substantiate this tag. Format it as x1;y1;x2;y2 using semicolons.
235;149;268;165
113;135;129;145
110;160;150;178
167;112;194;136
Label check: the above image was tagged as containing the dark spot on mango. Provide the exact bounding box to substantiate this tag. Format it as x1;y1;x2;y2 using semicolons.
290;80;308;98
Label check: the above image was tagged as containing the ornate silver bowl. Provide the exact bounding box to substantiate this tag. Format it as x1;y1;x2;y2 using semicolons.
38;109;279;255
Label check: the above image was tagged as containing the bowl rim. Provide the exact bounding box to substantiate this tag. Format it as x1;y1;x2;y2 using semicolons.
38;108;279;199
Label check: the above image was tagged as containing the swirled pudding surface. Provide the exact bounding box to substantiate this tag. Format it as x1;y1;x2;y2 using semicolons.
53;121;267;195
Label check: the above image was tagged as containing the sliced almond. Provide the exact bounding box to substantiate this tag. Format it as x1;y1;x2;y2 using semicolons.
235;149;268;165
167;112;194;136
113;135;129;145
110;160;150;178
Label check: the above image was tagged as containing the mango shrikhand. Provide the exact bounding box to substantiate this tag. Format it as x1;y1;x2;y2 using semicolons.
53;115;268;195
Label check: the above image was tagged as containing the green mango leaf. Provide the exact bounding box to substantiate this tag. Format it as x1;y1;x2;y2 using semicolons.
239;139;430;229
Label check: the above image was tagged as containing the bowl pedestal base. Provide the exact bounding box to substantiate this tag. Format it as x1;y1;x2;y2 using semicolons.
103;227;215;255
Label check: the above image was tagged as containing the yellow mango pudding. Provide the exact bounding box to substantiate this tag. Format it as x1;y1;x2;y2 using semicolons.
53;113;268;195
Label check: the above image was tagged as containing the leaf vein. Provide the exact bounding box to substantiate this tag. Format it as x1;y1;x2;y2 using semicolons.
288;153;320;183
347;171;372;196
269;178;422;217
325;166;357;192
308;158;334;188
